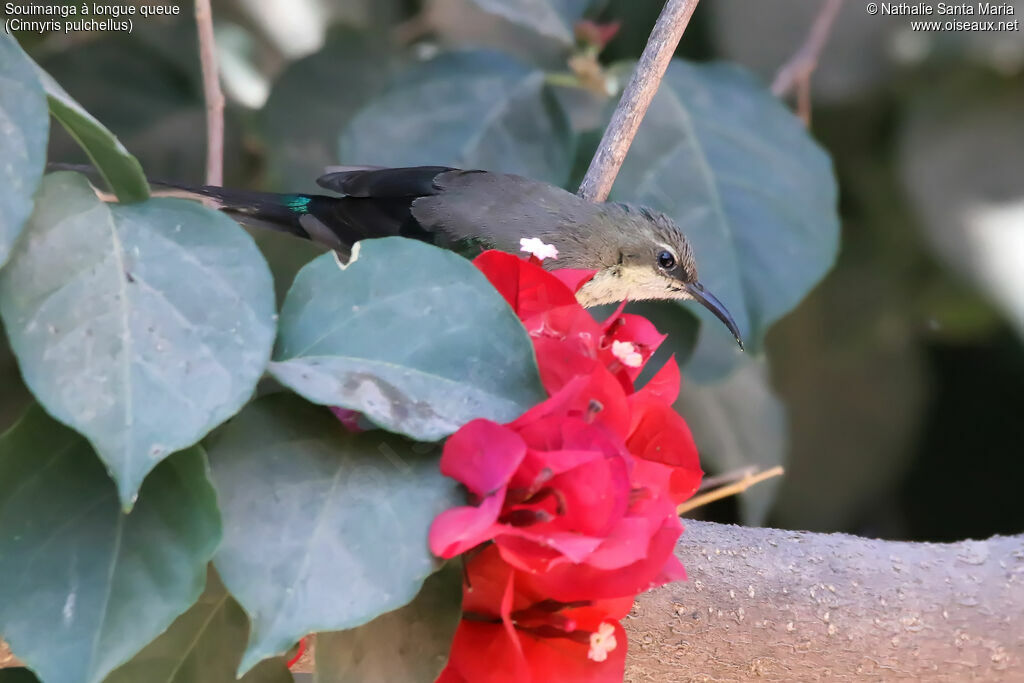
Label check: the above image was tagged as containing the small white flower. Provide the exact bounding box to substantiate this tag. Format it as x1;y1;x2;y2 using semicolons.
519;237;558;261
587;622;618;662
611;340;643;368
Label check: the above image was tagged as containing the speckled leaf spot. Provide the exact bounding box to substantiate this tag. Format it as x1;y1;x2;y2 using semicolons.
268;237;546;441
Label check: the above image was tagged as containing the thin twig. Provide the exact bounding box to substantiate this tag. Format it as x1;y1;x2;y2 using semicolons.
696;466;757;493
577;0;701;203
194;0;224;186
770;0;843;126
677;466;784;515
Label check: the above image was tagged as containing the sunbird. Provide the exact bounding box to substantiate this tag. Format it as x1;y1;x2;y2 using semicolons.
144;164;742;348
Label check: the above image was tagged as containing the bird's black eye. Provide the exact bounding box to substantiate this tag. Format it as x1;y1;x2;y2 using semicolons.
657;251;676;270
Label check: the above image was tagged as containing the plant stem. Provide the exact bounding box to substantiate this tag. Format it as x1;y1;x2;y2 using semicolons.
771;0;844;126
577;0;701;203
677;466;784;515
194;0;224;186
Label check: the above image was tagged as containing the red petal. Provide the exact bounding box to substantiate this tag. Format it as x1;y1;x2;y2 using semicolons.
440;420;527;497
441;620;530;683
550;267;597;294
520;364;632;442
627;397;700;472
599;311;667;382
473;251;578;318
518;622;627;683
634;356;681;404
547;454;631;536
329;407;365;432
461;546;515;615
496;531;604;570
632;458;702;506
577;516;658;570
525;516;685;601
429;492;505;558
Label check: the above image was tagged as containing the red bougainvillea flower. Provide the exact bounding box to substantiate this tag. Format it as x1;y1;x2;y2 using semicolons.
429;382;689;600
428;251;703;596
437;546;632;683
475;251;666;391
473;250;702;502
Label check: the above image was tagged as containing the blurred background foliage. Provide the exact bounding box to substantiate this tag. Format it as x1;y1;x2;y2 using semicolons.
5;0;1023;542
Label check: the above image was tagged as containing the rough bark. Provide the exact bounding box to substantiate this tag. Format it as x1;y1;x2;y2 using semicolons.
624;521;1024;681
5;523;1022;679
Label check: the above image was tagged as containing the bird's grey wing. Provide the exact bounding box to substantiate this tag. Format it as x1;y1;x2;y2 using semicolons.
410;170;603;258
316;166;454;198
309;166;457;245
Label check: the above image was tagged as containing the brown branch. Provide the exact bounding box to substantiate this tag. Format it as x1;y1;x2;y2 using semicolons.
7;522;1023;677
577;0;701;203
770;0;843;126
194;0;224;186
676;466;784;515
625;521;1024;680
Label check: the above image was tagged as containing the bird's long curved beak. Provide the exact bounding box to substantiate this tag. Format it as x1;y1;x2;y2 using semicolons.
684;281;744;350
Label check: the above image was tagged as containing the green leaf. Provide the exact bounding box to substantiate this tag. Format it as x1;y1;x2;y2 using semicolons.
262;28;395;192
0;407;221;683
204;394;461;675
105;568;292;683
0;34;48;269
269;238;545;441
0;330;32;435
468;0;593;45
339;50;574;187
314;564;462;683
678;359;786;525
608;59;840;378
0;172;277;506
0;670;40;683
35;67;150;203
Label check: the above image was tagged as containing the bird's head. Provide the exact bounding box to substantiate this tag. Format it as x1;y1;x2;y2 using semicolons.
573;203;744;349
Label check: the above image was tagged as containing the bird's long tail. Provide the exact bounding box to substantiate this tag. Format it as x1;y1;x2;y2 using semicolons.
47;163;351;251
149;180;334;242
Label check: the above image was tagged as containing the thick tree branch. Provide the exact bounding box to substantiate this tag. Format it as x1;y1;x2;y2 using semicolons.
577;0;700;203
194;0;224;186
625;521;1024;680
6;523;1022;677
771;0;843;126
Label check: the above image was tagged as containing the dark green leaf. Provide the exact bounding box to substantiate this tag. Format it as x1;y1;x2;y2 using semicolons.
0;34;48;269
314;564;462;683
339;50;574;187
0;172;277;506
35;68;149;203
468;0;592;45
269;238;545;441
0;669;40;683
678;359;786;525
0;407;221;683
262;29;395;192
205;394;462;674
608;59;840;378
0;331;32;435
105;568;292;683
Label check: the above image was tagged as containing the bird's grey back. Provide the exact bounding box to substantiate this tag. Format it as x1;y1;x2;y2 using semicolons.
411;170;608;265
